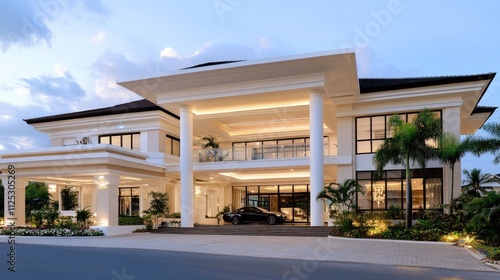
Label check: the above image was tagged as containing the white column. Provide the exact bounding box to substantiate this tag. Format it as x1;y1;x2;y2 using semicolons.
309;90;325;226
94;175;119;227
180;105;194;227
2;174;28;227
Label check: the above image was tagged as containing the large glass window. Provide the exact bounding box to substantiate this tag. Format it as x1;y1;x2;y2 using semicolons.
356;168;443;211
99;133;141;151
232;184;311;222
355;111;441;154
233;137;328;159
165;134;180;156
119;188;140;216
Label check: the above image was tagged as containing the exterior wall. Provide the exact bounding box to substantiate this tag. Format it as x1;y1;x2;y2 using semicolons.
336;116;355;182
442;106;462;204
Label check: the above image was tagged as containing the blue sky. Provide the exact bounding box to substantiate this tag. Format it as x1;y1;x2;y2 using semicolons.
1;0;499;174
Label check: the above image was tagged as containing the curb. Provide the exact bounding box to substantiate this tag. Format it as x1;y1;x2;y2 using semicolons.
328;235;455;245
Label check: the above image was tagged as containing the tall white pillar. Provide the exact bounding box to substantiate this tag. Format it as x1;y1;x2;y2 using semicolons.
309;90;325;226
180;105;194;227
94;175;119;227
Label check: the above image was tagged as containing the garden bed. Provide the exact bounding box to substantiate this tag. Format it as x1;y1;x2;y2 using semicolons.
0;227;104;236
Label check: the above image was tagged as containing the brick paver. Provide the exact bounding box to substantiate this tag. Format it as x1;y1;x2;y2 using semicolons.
0;234;497;272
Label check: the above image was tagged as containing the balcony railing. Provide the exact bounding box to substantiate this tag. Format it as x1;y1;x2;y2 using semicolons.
195;143;331;163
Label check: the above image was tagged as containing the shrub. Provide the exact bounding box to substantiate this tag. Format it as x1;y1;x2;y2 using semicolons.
31;209;45;229
464;192;500;247
119;216;144;226
56;217;78;229
76;207;93;228
61;187;79;211
44;207;60;228
169;212;181;218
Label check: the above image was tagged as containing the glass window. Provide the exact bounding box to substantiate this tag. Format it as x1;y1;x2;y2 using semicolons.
232;187;246;209
357;169;442;211
111;135;121;146
232;143;246;160
372;180;386;210
426;178;442;209
356;117;370;140
278;139;293;158
386;179;402;209
260;185;278;194
371;116;385;139
122;134;132;149
119;187;140;216
294;185;308;193
356;111;441;154
99;133;140;151
132;134;141;151
357;180;371;210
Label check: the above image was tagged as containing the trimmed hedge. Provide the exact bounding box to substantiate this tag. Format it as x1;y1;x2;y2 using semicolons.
119;216;144;225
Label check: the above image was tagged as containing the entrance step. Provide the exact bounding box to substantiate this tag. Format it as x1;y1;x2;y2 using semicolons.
153;224;330;237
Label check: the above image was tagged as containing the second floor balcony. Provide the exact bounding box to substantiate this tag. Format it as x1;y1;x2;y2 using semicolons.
195;142;332;163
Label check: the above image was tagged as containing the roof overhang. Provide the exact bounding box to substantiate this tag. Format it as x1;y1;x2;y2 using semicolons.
118;50;360;141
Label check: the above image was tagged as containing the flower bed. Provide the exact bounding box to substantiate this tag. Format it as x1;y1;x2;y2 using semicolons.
0;227;104;237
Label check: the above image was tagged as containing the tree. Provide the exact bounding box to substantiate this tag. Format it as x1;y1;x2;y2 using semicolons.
76;207;93;228
470;122;500;164
25;182;51;216
61;187;79;211
143;191;169;229
316;179;364;218
438;133;475;208
373;109;442;228
201;135;224;161
201;135;220;149
461;168;492;197
464;191;500;247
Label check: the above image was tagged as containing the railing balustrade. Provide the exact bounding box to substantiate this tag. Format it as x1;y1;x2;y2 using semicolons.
194;143;332;163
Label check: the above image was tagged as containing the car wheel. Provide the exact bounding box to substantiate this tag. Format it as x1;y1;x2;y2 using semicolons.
231;216;240;225
267;215;277;225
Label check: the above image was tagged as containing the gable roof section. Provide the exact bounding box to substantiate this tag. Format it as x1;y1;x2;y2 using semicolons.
359;73;495;93
25;99;179;124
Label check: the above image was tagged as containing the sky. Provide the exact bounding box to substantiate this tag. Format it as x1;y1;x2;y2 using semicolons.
0;0;499;174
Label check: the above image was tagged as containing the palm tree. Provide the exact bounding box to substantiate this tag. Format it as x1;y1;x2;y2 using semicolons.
201;135;221;161
373;109;442;228
316;179;364;218
470;122;500;164
438;133;475;208
461;168;492;197
464;191;500;247
201;135;220;149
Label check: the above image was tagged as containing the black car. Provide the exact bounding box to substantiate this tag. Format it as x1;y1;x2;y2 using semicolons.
222;206;288;225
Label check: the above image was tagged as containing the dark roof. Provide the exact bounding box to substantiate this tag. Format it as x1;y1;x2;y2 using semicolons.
359;73;496;94
472;106;497;114
25;99;179;124
25;72;496;125
182;60;243;70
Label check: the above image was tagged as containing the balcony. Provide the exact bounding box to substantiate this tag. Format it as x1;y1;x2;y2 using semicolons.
195;143;331;163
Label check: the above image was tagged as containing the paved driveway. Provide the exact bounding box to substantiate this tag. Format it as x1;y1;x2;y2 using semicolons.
1;234;497;272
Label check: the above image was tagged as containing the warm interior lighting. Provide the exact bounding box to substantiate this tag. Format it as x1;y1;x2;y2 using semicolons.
48;184;57;193
219;171;310;180
100;220;108;226
96;176;109;190
192;100;309;115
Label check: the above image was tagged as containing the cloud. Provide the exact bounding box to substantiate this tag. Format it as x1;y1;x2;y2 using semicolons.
0;0;110;52
21;71;86;100
0;101;51;151
91;32;105;44
0;0;53;51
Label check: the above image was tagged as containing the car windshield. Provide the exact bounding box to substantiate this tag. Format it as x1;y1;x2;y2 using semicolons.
253;207;270;213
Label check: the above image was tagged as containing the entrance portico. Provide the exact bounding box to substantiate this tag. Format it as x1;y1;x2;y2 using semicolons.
119;50;360;227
